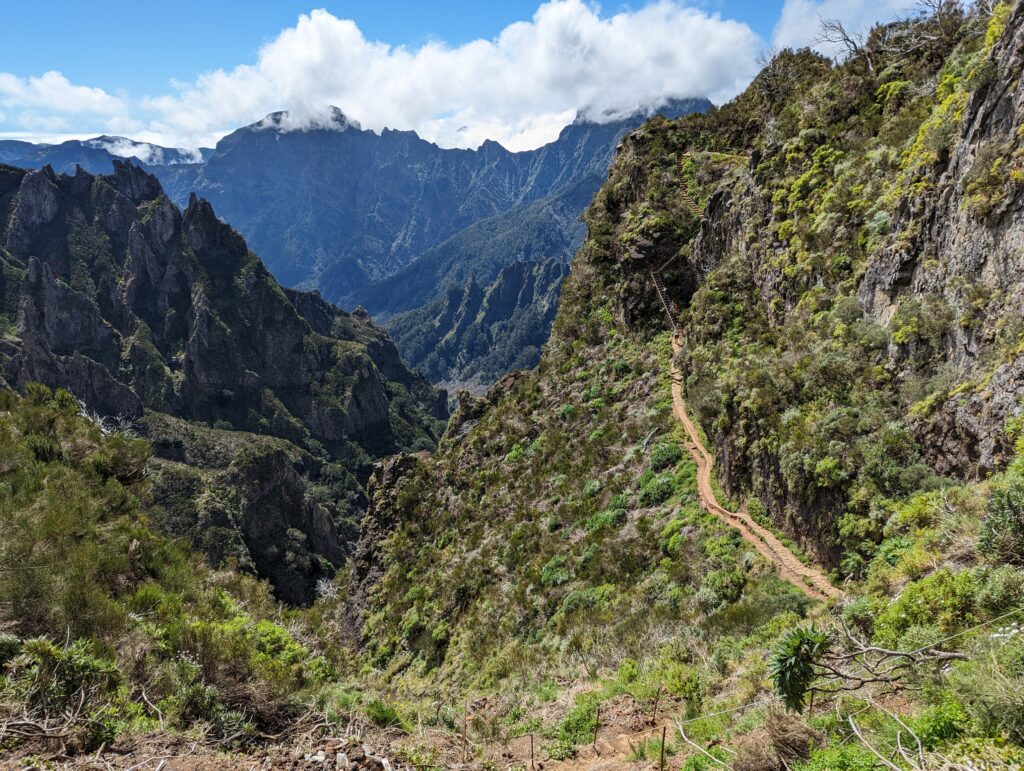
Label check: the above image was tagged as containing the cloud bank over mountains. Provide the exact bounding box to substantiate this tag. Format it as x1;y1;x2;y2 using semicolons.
0;0;920;152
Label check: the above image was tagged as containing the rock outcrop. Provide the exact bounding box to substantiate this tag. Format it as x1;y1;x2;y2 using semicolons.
386;258;569;392
0;161;447;602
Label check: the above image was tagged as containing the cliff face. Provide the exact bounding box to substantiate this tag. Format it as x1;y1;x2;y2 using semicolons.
0;161;447;602
3;103;712;391
152;101;710;299
386;258;569;392
859;1;1024;477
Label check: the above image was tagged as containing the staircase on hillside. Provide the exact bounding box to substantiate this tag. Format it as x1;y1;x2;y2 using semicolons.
649;271;680;335
679;185;702;217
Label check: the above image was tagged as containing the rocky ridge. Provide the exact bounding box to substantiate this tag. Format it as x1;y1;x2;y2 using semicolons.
0;160;447;602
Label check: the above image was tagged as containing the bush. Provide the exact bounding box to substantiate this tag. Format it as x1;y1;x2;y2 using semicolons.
794;744;878;770
979;477;1024;565
650;440;684;470
365;698;408;729
949;634;1024;744
695;568;746;612
3;638;128;749
639;473;676;505
911;700;969;749
549;692;602;759
585;507;626;533
770;627;831;712
872;568;978;646
540;556;571;587
976;565;1024;614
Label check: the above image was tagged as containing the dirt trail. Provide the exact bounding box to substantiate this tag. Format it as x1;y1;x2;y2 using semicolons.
669;337;843;602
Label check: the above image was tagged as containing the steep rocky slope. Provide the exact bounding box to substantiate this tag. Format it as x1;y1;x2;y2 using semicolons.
154;102;709;298
0;136;207;175
0;161;446;602
661;1;1024;573
386;258;568;391
6;102;711;391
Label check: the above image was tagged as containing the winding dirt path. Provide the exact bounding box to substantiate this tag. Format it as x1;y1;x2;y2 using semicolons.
670;337;843;602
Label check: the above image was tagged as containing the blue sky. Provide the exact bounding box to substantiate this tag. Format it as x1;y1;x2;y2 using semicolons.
0;1;913;151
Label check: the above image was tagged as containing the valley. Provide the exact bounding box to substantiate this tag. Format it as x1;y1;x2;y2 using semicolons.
0;1;1022;769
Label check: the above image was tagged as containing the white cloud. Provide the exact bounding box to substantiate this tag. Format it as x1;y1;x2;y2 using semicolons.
772;0;919;56
0;2;762;152
0;71;126;116
140;1;760;151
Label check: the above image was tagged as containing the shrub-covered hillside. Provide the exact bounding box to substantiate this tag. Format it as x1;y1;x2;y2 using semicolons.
0;385;331;754
325;2;1024;767
0;161;447;603
2;2;1024;768
667;1;1024;574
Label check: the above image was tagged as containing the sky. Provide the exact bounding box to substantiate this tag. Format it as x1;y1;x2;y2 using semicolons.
0;0;919;153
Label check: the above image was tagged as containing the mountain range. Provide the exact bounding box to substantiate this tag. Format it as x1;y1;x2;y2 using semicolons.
0;2;1022;766
0;98;711;389
0;160;446;603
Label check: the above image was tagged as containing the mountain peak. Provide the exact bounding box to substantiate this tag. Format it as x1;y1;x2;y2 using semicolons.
252;105;362;134
573;97;713;126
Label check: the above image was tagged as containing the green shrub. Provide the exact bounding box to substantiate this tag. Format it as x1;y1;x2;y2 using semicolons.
639;473;675;506
770;627;831;712
650;440;684;470
549;692;602;759
3;638;127;749
794;744;878;770
585;507;626;533
540;556;571;587
911;699;969;749
976;565;1024;614
979;477;1024;565
949;634;1024;744
365;698;409;729
872;568;978;646
695;568;745;612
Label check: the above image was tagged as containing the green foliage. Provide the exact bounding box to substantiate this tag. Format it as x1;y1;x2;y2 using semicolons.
585;507;626;533
910;699;969;750
549;691;603;760
770;628;831;712
4;638;127;749
639;473;676;506
872;568;978;646
794;744;878;771
540;556;571;588
650;439;684;470
0;388;331;748
365;698;410;730
979;476;1024;565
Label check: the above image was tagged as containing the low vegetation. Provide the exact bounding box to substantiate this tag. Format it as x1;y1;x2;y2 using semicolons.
1;1;1022;767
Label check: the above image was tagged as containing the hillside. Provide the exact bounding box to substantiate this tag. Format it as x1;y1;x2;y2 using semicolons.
327;2;1024;766
153;101;710;298
385;258;568;391
0;161;446;603
2;3;1024;769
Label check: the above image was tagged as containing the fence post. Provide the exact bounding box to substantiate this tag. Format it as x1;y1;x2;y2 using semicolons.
593;705;601;752
660;725;667;770
530;732;535;770
652;685;663;725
